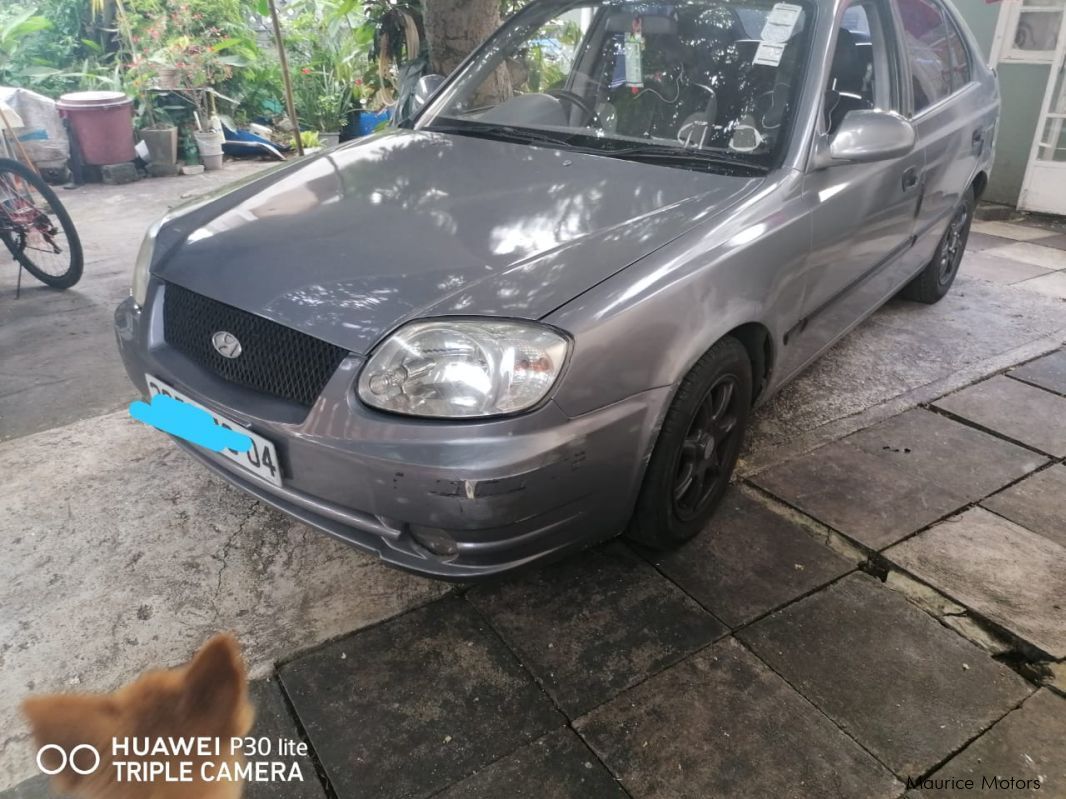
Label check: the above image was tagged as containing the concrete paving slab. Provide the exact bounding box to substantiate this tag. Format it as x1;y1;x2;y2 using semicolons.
467;543;725;718
964;232;1015;252
246;679;327;799
1008;349;1066;395
886;508;1066;659
753;441;968;549
933;376;1066;456
0;410;448;791
1017;271;1066;300
739;573;1032;779
1034;232;1066;250
981;465;1066;549
651;489;853;627
960;251;1054;284
0;776;49;799
278;597;562;799
575;637;901;799
845;408;1047;501
434;729;626;799
913;690;1066;797
970;221;1056;242
985;242;1066;271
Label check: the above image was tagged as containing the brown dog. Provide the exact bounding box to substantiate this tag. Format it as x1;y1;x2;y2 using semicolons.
22;634;254;799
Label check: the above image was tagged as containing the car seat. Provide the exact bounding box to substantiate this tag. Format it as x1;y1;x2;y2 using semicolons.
825;28;873;133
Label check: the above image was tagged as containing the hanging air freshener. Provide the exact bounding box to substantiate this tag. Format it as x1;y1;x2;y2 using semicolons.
625;17;644;91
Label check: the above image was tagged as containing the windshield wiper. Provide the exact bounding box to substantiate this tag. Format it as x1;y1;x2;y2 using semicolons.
425;121;768;175
423;121;577;149
598;145;769;175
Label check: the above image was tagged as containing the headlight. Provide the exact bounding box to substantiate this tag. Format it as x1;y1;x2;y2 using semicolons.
131;193;215;306
131;218;163;307
358;320;569;418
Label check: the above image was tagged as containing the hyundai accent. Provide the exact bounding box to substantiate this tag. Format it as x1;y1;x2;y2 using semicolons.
115;0;997;578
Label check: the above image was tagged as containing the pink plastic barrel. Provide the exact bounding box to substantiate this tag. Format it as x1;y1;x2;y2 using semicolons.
57;91;136;166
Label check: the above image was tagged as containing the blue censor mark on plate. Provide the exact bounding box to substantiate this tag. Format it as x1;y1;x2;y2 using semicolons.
130;394;253;453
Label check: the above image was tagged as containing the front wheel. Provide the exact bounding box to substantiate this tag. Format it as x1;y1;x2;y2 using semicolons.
626;336;752;550
0;158;83;289
899;186;974;304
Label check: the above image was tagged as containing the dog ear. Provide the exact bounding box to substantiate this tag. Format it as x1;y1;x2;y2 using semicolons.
180;634;248;725
22;694;113;791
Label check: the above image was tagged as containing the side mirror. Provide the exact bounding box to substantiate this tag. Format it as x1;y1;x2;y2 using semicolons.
821;110;916;166
412;74;446;113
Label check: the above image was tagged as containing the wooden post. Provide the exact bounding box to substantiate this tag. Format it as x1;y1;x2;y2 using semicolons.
267;0;304;157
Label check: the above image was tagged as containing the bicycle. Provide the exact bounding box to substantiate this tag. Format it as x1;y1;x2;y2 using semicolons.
0;157;83;291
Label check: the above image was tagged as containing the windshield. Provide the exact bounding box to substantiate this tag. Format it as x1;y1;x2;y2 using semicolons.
417;0;814;172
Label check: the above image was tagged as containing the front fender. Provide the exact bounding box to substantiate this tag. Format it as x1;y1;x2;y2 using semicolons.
545;170;810;418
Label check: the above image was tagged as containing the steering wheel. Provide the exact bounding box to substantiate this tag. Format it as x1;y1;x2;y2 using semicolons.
545;89;603;129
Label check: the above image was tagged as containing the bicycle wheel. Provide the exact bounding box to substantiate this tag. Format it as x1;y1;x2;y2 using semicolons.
0;158;83;289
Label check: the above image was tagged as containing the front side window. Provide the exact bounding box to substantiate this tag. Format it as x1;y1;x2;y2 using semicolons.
825;2;892;134
896;0;952;113
418;0;816;172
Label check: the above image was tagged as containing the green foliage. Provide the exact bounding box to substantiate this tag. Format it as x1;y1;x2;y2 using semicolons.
0;7;50;86
0;0;422;131
284;0;383;129
0;0;131;93
123;0;261;88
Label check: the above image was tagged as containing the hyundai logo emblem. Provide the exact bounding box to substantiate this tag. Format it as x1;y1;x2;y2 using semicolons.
211;331;243;359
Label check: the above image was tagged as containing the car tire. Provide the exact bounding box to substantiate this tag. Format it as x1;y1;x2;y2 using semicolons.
899;186;975;304
626;336;752;550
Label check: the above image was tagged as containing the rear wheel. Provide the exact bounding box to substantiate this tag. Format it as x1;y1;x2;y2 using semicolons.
0;158;83;289
899;186;974;304
626;336;752;549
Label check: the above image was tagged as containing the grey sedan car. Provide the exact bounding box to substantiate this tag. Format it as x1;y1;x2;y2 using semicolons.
115;0;996;579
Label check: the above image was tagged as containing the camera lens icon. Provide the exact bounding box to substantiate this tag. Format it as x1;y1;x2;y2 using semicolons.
36;744;100;776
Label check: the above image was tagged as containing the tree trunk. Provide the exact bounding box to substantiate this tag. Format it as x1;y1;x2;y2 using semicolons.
423;0;503;76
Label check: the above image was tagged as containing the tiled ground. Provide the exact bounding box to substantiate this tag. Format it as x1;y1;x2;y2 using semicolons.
7;221;1066;798
967;219;1066;297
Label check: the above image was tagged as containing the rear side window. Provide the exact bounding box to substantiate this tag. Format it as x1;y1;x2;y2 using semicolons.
944;14;972;91
896;0;953;112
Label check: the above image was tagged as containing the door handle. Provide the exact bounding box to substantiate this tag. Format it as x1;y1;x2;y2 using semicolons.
972;128;984;153
902;166;920;191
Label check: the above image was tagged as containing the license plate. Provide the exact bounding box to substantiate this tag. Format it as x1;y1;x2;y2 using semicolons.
145;374;283;487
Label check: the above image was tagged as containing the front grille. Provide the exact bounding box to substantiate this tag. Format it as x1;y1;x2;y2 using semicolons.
163;283;348;408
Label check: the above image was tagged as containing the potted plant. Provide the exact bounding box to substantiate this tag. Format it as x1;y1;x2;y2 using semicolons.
315;72;349;147
128;56;179;167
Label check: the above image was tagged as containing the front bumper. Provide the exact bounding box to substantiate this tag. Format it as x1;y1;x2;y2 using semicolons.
115;287;669;580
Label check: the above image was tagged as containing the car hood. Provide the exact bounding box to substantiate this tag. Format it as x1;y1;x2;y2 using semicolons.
155;129;761;355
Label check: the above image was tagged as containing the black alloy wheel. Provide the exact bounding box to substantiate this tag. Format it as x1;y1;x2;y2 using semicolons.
626;335;752;549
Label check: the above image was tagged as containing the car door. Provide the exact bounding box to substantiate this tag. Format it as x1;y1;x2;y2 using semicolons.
894;0;987;267
788;0;926;373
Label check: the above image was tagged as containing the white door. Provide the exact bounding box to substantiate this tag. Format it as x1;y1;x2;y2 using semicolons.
1019;4;1066;213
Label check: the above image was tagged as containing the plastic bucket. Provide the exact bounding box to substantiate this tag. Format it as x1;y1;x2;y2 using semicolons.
57;91;135;166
